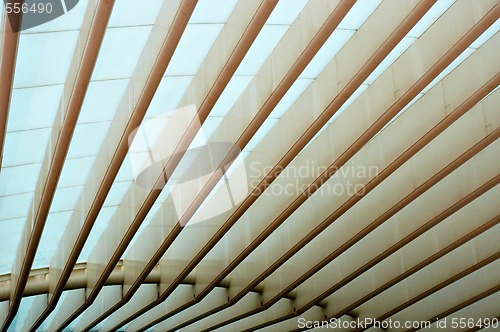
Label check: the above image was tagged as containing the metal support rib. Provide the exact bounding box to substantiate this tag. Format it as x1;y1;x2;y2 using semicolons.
0;0;22;170
1;1;114;331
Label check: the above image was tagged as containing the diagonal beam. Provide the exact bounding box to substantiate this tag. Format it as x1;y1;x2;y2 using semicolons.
0;0;22;170
75;1;282;330
138;1;440;330
161;3;500;329
104;1;358;331
406;284;500;332
277;215;500;332
213;70;500;330
30;1;199;331
361;254;500;331
0;1;114;331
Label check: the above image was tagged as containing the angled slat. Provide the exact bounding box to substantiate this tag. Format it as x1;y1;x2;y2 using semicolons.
127;1;431;330
286;168;500;328
364;254;500;330
73;1;281;331
33;1;198;331
323;212;500;321
1;1;114;330
0;0;22;171
437;294;500;332
176;4;500;330
205;137;500;330
85;1;358;331
210;35;500;330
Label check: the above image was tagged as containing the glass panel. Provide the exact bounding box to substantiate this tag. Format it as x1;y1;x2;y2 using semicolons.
33;211;73;269
408;0;456;38
269;78;313;119
189;0;239;24
66;122;110;159
266;0;309;25
2;128;51;166
77;206;118;263
235;25;288;76
300;29;355;79
165;24;224;76
92;26;153;81
8;85;63;131
14;30;80;88
337;0;382;30
108;0;164;27
22;0;87;34
57;156;95;188
0;217;26;274
145;76;194;118
77;79;129;124
210;76;253;117
0;163;41;196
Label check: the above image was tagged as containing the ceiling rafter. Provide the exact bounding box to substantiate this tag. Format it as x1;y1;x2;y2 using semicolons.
0;0;114;330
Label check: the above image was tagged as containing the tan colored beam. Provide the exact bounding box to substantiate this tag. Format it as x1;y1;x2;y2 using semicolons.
364;254;500;331
75;1;282;331
43;1;198;331
405;284;500;332
137;1;440;330
1;1;114;331
217;73;500;330
157;3;500;329
0;1;22;171
107;1;357;331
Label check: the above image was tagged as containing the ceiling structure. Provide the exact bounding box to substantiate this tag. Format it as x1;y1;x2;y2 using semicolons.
0;0;499;331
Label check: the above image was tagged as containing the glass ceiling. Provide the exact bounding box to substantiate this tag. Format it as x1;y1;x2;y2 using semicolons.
0;0;499;331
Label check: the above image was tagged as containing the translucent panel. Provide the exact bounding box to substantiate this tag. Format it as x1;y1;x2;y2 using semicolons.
145;76;194;118
0;163;41;196
0;193;32;221
189;0;239;24
266;0;309;25
235;25;289;76
66;122;110;159
332;83;370;122
33;211;73;269
407;0;455;38
243;118;280;152
103;181;133;207
201;116;224;139
8;295;37;332
116;154;142;182
2;128;51;166
13;30;80;88
78;79;129;124
108;0;164;27
165;24;224;76
337;0;382;30
77;206;118;263
421;47;476;94
22;0;87;33
50;186;84;213
269;78;313;119
210;76;253;116
470;19;500;49
300;29;355;79
364;36;416;84
0;217;25;274
382;93;425;131
57;156;95;188
8;85;63;131
92;26;153;80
